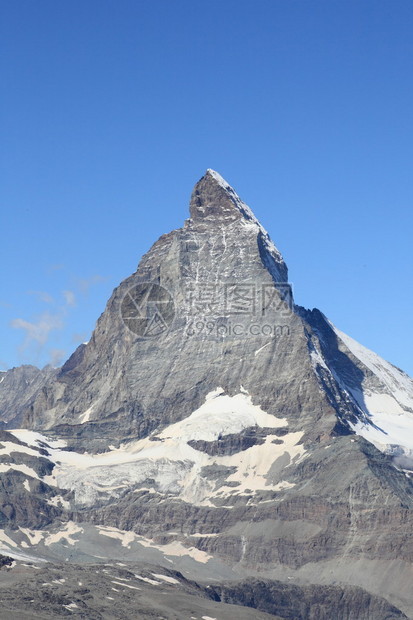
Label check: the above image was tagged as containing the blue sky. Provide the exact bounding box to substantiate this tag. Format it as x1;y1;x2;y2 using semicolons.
1;0;412;375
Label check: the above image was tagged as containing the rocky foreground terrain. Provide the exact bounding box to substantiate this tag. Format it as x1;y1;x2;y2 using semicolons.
0;555;406;619
1;170;413;618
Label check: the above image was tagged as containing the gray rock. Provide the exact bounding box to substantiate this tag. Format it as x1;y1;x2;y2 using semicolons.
209;578;407;619
0;365;54;427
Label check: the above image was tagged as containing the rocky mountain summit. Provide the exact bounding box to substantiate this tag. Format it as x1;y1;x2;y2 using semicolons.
1;170;413;619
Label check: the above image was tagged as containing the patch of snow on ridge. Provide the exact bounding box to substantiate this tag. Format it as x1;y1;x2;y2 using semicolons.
349;411;413;458
44;522;83;546
0;530;18;548
158;387;287;442
152;573;179;585
79;403;95;424
98;526;136;548
10;430;66;450
0;463;41;480
332;324;413;412
309;345;329;372
95;525;213;564
0;440;48;458
134;575;161;585
329;322;413;459
19;528;44;545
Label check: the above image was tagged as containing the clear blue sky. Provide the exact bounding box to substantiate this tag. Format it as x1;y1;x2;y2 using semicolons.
1;0;412;375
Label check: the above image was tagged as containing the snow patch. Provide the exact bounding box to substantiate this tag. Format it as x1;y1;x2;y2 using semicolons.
112;580;141;590
8;390;302;508
135;575;161;586
44;522;83;546
159;388;287;443
47;495;71;510
98;526;136;548
0;463;41;480
79;404;95;424
0;530;18;548
137;536;213;564
333;325;413;412
9;429;66;449
151;573;180;585
19;528;44;546
0;441;43;458
330;323;413;458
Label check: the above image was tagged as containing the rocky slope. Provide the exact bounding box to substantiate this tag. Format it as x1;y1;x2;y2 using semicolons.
1;170;413;618
0;557;406;619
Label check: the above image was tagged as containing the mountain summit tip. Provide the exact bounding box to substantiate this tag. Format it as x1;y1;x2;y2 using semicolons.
205;168;231;188
189;169;255;225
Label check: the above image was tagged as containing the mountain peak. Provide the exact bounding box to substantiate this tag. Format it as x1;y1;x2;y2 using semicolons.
188;169;288;283
205;168;230;186
189;169;255;224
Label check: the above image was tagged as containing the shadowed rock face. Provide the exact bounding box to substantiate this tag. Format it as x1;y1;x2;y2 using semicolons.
1;170;413;618
188;426;286;456
209;579;408;620
0;430;72;528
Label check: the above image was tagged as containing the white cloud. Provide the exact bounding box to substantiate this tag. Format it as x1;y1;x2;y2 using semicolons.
47;263;65;273
7;272;107;367
11;312;64;347
71;332;89;344
28;290;54;304
77;274;106;294
63;290;76;307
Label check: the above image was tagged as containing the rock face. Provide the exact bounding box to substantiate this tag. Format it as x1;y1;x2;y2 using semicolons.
0;365;54;428
1;169;413;618
0;430;71;528
210;579;408;620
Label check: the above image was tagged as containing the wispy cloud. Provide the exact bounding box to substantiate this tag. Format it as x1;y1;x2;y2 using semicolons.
71;332;89;344
11;311;64;347
47;263;65;273
63;290;76;307
8;271;107;367
28;290;55;304
77;274;107;294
